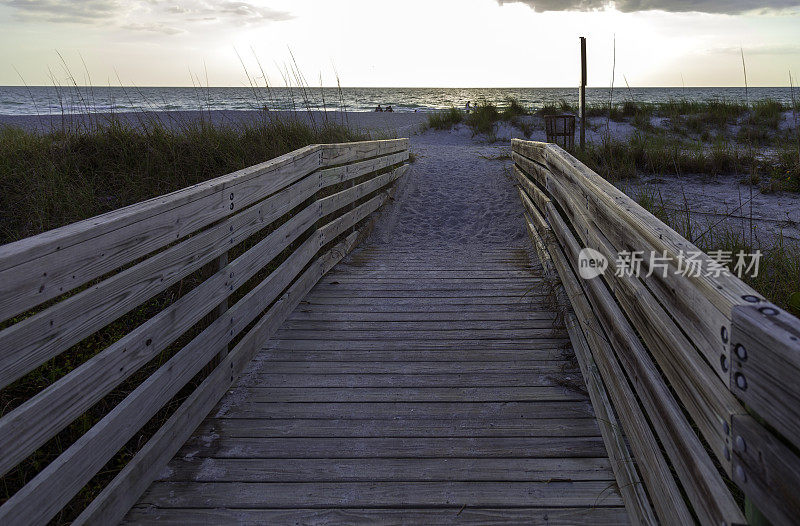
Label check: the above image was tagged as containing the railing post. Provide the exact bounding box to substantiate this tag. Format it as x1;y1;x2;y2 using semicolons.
580;36;587;151
215;251;229;360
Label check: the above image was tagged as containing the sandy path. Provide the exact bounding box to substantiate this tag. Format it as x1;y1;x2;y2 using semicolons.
369;127;528;251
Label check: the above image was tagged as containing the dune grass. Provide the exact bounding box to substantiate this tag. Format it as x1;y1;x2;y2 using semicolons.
631;183;800;311
0;114;363;244
425;107;464;130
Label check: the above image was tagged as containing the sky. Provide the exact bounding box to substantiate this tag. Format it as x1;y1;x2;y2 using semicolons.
0;0;798;87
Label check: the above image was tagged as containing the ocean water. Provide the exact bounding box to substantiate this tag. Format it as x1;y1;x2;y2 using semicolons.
0;86;795;115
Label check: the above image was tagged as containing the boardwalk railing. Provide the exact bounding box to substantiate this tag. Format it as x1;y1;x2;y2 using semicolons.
513;138;800;526
0;138;409;525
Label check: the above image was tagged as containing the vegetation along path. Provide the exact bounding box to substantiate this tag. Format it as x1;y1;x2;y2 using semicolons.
124;131;629;523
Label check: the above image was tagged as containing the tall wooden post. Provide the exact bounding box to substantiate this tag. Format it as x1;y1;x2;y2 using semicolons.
580;37;587;150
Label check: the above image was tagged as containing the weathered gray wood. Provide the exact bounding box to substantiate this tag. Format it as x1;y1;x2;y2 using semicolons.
0;141;407;525
264;338;571;351
215;401;593;420
0;145;320;322
287;310;558;321
241;386;586;402
0;202;320;476
258;350;570;362
524;200;693;525
190;417;601;438
543;181;744;526
730;304;800;451
520;208;656;525
239;362;575;375
514;143;735;383
731;414;800;526
137;481;623;508
518;171;742;471
245;372;585;388
162;457;614;482
0;172;320;390
121;507;630;526
73;223;376;526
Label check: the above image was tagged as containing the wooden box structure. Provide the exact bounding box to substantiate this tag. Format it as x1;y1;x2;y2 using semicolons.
544;114;576;151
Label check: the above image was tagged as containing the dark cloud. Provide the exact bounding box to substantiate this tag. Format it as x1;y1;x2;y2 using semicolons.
498;0;800;14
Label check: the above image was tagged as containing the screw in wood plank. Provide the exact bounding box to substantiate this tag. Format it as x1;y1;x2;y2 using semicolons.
735;435;746;452
735;373;748;390
742;295;761;303
759;306;779;316
720;326;729;343
720;354;729;372
735;344;747;361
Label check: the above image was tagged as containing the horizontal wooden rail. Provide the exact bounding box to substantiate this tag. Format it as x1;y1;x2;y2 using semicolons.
0;138;409;525
513;138;800;526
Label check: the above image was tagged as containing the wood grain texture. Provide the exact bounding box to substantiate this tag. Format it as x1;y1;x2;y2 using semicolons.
0;139;407;525
122;242;628;524
519;205;656;525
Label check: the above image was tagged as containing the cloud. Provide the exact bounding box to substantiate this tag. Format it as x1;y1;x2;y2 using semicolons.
121;21;185;34
1;0;293;28
497;0;800;14
1;0;121;23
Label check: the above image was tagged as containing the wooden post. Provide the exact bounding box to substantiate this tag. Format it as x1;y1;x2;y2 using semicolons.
580;37;587;150
214;252;229;360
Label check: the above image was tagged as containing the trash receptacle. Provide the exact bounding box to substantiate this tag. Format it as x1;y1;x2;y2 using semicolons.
544;114;576;151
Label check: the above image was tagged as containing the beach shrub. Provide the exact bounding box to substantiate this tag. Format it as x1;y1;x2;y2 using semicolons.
500;97;530;119
0;114;363;244
466;102;501;136
576;133;759;180
426;107;464;130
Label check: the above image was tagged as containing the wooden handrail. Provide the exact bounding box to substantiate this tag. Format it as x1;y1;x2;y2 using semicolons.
513;138;800;526
0;138;410;525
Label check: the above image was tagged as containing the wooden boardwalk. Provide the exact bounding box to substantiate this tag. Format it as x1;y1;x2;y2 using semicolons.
124;246;628;525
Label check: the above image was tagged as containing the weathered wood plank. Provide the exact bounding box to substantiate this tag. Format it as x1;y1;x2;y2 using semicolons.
162;457;614;482
730;304;800;451
0;145;322;322
731;414;800;526
122;506;630;526
262;338;571;351
286;310;558;321
241;362;575;375
71;193;392;526
525;200;693;525
245;372;584;388
241;386;587;402
214;401;593;420
189;418;601;438
136;481;623;508
520;208;657;525
257;350;571;362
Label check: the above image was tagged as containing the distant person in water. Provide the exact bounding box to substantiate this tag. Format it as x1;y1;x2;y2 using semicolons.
465;101;471;113
385;105;394;112
375;104;383;112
